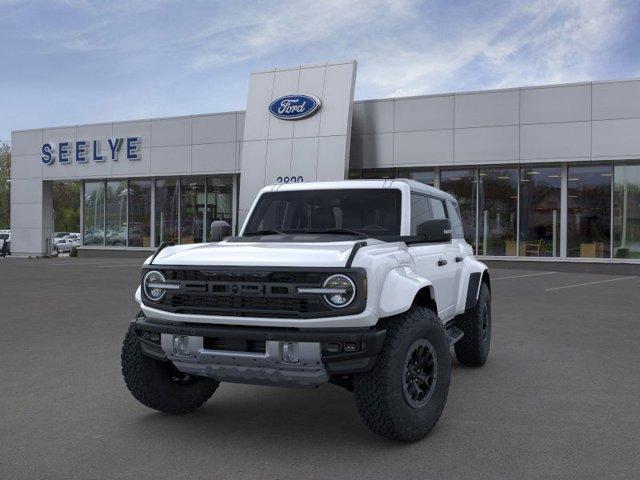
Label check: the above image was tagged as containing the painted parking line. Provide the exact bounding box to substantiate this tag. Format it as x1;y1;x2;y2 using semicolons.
545;276;637;292
493;271;558;281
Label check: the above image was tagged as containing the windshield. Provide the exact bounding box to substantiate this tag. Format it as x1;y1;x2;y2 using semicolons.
244;188;402;238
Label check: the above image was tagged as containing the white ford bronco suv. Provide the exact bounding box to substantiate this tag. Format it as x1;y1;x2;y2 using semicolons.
122;180;491;442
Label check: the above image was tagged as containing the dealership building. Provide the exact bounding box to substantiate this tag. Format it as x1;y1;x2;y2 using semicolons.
10;60;640;263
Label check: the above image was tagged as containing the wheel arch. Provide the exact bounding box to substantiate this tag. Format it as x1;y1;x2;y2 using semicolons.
412;285;438;314
481;269;491;292
455;258;490;314
378;267;436;318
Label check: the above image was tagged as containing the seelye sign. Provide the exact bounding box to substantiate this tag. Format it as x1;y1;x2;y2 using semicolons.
41;137;141;165
268;94;321;120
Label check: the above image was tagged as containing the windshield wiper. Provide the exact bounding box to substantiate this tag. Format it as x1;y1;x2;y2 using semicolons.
304;228;369;238
243;229;284;236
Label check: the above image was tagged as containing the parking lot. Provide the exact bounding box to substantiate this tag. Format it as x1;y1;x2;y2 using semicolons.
1;257;639;480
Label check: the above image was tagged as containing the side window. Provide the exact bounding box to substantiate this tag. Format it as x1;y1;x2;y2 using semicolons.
446;200;464;238
410;193;432;234
429;197;447;219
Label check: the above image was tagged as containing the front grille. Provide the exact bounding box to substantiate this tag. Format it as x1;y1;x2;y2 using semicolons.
168;293;325;317
144;267;366;319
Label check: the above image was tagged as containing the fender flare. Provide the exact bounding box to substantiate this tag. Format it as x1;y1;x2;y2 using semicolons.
378;267;434;318
455;258;490;314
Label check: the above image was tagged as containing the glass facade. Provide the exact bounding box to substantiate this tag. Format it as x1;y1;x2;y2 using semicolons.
75;165;640;262
478;168;518;256
105;180;128;246
128;179;152;247
397;168;436;187
353;162;639;261
567;165;612;258
155;177;180;246
440;169;477;249
613;164;640;259
206;176;234;234
520;166;561;257
180;176;206;244
82;175;235;248
83;181;105;245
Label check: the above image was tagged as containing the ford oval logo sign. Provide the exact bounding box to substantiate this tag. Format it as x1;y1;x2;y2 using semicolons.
268;94;321;120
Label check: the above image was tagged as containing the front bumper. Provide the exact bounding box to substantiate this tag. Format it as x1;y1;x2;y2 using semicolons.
133;314;386;388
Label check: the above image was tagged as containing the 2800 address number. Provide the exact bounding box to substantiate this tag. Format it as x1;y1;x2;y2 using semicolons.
276;176;304;183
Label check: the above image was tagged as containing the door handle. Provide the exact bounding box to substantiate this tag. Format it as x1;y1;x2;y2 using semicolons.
455;256;463;262
437;258;447;267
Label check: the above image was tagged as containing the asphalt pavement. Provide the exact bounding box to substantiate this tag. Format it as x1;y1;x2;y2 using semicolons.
1;257;639;479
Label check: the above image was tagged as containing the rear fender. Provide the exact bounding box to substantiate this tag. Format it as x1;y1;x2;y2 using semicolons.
378;267;434;318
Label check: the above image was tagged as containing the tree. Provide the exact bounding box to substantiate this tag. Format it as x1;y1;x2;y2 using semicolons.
0;142;9;229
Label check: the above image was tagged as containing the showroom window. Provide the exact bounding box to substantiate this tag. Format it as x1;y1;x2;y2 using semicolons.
83;181;105;246
613;164;640;259
397;168;436;187
206;176;234;240
155;178;180;246
519;166;561;257
83;176;235;248
567;165;612;258
180;176;206;244
128;179;152;247
478;168;518;256
349;168;396;179
440;169;477;250
105;180;128;246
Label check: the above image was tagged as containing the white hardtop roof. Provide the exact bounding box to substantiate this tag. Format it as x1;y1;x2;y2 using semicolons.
262;179;457;203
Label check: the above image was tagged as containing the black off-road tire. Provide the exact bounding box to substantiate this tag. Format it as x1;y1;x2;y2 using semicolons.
353;306;451;442
121;325;219;414
454;282;491;367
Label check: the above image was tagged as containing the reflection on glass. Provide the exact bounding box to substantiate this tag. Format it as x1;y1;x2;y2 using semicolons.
53;181;80;233
613;164;640;259
105;180;128;246
180;176;206;244
440;169;477;250
398;169;435;186
519;167;561;257
83;181;105;245
479;168;518;256
128;179;152;247
567;165;612;258
155;178;179;246
206;176;233;240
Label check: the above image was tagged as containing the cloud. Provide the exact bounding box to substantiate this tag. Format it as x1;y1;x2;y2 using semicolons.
355;0;629;98
1;0;637;142
189;0;416;70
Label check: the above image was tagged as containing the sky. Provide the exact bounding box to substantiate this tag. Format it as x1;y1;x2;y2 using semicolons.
1;0;639;144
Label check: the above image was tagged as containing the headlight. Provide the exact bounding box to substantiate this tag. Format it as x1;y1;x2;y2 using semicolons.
322;274;356;308
143;270;167;302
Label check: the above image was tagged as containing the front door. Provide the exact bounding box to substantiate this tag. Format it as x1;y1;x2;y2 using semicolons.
407;195;459;320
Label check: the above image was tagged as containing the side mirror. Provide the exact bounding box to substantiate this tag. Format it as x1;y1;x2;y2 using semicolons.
210;220;232;241
417;219;452;243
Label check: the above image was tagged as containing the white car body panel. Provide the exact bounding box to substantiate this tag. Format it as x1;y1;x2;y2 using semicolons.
152;239;382;268
137;179;488;329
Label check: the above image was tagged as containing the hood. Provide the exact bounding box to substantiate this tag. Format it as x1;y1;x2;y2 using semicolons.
150;240;379;268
